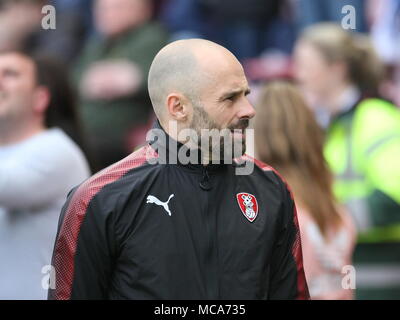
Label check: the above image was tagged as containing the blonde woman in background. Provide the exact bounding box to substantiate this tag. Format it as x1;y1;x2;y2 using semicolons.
294;23;400;299
254;81;356;299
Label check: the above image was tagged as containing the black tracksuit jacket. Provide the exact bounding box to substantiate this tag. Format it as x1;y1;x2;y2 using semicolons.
48;121;309;300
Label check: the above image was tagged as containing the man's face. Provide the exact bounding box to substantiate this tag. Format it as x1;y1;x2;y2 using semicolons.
0;53;37;126
189;56;255;160
95;0;150;37
293;41;342;107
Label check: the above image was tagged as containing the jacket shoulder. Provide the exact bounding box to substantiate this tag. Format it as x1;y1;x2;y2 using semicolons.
67;145;158;213
235;154;287;189
236;154;297;204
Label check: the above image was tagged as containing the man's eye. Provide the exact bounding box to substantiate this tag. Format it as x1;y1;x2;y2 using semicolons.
4;70;18;77
225;96;234;101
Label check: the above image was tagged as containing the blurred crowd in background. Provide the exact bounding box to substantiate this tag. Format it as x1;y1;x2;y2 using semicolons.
0;0;399;300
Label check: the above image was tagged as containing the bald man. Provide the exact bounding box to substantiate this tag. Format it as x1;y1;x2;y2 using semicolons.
49;40;309;300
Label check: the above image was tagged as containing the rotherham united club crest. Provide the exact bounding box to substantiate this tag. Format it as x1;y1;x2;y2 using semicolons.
236;193;259;222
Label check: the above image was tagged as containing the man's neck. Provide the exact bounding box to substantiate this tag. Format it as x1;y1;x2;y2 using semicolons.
323;83;360;117
0;124;45;147
161;119;214;166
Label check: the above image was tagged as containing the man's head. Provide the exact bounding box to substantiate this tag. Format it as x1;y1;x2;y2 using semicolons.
0;52;50;143
0;51;81;146
148;39;255;161
95;0;152;38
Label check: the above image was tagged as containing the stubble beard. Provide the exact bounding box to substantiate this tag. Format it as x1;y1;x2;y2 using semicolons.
190;102;247;164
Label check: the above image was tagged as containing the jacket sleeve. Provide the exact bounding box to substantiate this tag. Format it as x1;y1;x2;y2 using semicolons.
48;186;117;300
269;174;310;300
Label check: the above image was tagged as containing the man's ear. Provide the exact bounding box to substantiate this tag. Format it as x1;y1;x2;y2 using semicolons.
32;86;51;115
166;93;190;121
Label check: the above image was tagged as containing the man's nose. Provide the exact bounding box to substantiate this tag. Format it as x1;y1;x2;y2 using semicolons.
238;98;256;119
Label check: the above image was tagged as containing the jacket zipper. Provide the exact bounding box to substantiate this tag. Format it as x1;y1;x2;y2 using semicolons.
200;166;212;191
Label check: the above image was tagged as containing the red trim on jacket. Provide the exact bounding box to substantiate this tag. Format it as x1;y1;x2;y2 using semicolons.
52;145;158;300
239;154;310;300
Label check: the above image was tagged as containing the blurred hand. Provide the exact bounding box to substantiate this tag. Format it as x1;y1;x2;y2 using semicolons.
80;60;143;100
0;2;42;51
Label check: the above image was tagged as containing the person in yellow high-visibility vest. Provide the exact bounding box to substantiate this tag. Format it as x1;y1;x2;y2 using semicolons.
294;23;400;299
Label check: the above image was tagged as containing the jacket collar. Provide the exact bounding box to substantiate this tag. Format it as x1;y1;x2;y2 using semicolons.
147;120;228;172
